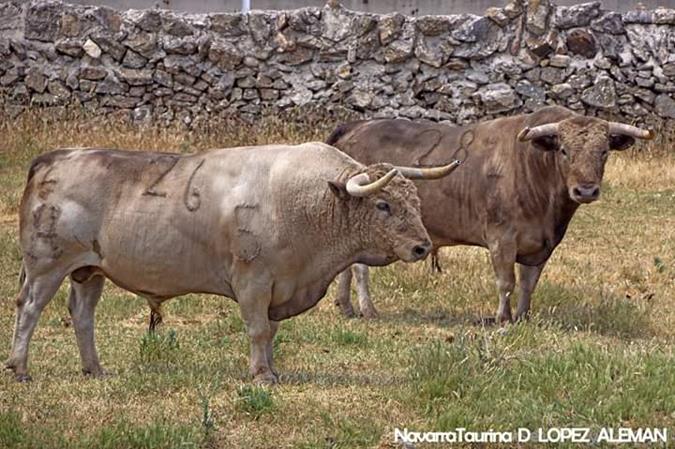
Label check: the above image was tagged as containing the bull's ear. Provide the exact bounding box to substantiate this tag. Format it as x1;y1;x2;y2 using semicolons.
609;134;635;151
328;181;349;200
530;135;559;152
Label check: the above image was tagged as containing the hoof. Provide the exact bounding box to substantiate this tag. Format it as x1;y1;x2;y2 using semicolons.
474;316;497;326
514;312;530;322
82;368;110;379
253;371;279;386
360;307;379;320
341;307;356;319
497;313;513;325
4;361;17;373
15;373;32;383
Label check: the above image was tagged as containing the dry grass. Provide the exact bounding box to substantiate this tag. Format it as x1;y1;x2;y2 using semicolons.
0;109;673;449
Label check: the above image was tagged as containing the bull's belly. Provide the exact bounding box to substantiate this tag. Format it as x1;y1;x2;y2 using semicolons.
98;256;233;300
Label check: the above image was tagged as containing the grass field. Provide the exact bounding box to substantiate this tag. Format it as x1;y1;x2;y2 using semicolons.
0;110;673;449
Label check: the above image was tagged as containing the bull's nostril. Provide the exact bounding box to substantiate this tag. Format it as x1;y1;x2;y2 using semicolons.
573;185;600;200
413;245;428;257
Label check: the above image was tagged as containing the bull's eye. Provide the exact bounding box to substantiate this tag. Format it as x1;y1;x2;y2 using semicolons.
376;201;391;214
560;147;568;158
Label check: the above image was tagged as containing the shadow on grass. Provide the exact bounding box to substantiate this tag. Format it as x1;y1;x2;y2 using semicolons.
533;281;653;339
368;280;653;340
281;368;405;388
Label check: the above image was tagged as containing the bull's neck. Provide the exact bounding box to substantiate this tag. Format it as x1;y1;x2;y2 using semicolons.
519;145;579;239
280;171;371;272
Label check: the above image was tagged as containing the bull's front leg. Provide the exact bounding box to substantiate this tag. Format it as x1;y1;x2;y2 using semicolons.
515;261;547;321
487;238;517;324
265;321;280;378
236;282;278;385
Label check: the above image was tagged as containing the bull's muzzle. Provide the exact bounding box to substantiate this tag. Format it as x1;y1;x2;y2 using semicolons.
570;183;600;203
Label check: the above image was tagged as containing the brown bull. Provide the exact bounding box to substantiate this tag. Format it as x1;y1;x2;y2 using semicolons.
327;106;654;322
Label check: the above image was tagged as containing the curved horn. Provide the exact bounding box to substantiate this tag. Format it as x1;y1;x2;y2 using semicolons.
517;123;560;142
608;122;655;140
395;159;463;180
345;169;398;197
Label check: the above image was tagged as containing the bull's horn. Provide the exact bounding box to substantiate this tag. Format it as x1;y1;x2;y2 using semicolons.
608;122;655;140
346;169;398;197
517;123;560;142
395;159;462;180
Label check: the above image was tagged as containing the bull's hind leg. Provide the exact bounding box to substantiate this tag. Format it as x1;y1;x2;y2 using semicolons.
68;273;106;377
353;264;377;319
335;268;356;318
515;262;546;321
5;271;67;381
6;281;29;371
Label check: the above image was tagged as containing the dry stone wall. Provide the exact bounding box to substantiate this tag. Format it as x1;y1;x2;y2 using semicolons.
1;0;674;126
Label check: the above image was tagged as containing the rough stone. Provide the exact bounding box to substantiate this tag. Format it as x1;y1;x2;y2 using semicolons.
25;1;62;42
208;39;243;70
551;82;574;98
415;16;451;36
475;82;521;112
503;0;524;19
526;0;550;36
163;36;197;55
25;67;47;93
133;10;162;32
451;16;489;43
80;65;108;81
117;68;153;86
515;79;546;101
540;66;567;84
59;13;81;38
655;94;675;118
549;54;571;68
47;79;70;99
554;2;601;29
55;39;83;57
485;7;510;27
90;34;125;61
122;50;148;69
123;32;158;58
210;13;244;35
581;76;616;109
83;39;102;59
378;13;406;45
95;75;128;94
591;12;625;34
566;29;597;58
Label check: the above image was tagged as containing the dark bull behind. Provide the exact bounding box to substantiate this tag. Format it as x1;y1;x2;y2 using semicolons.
328;106;655;323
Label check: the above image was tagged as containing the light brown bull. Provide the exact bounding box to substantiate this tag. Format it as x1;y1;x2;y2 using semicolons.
328;106;654;322
5;143;459;383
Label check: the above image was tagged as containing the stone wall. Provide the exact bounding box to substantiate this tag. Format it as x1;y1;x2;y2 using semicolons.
1;0;674;126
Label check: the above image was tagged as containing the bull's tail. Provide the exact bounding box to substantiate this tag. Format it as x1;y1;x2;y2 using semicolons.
18;263;26;287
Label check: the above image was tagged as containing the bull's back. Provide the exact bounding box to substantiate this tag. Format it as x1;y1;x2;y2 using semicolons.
329;119;516;246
